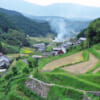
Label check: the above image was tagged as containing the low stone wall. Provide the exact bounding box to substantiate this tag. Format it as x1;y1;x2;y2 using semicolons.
25;77;54;98
82;91;100;100
82;97;90;100
87;91;100;97
25;75;100;99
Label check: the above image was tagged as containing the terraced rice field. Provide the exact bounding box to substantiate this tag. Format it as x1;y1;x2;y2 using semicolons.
92;50;100;73
62;53;98;74
41;52;83;71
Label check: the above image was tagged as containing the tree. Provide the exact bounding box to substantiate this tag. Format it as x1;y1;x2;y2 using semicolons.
27;57;38;70
33;58;38;72
12;67;18;75
23;67;29;74
0;42;2;52
28;60;33;68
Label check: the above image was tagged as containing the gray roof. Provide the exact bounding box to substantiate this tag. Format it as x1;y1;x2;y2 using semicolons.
0;56;11;68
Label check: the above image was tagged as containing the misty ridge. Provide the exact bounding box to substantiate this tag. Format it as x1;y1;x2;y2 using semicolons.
0;1;99;41
29;16;90;41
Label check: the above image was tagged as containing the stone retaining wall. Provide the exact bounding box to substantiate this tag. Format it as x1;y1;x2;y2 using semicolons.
25;77;54;98
25;76;100;100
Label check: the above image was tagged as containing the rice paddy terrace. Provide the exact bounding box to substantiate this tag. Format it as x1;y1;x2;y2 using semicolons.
41;49;100;74
1;44;100;100
33;43;100;100
41;52;83;71
62;53;98;74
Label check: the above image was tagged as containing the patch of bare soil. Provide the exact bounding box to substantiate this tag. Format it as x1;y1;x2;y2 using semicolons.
7;54;28;59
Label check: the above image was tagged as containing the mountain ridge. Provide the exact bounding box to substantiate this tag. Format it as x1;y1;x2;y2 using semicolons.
29;15;90;41
0;0;100;19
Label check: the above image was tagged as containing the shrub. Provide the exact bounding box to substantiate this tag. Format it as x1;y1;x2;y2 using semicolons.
5;73;13;80
23;67;29;74
12;67;18;75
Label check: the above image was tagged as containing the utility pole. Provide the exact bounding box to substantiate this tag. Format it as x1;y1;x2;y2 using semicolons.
88;41;89;49
36;58;38;72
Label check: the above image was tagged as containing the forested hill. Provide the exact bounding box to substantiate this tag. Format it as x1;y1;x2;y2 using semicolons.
0;11;17;33
0;8;52;37
77;18;100;46
0;8;53;54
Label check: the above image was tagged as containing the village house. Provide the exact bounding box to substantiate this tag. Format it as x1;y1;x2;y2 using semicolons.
72;40;80;46
73;37;87;46
33;43;46;52
42;52;52;58
59;42;72;49
79;37;87;41
0;53;12;69
52;47;66;56
32;55;43;59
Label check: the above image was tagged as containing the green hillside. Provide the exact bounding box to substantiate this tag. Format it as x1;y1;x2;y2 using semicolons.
77;18;100;46
0;8;54;54
0;8;52;37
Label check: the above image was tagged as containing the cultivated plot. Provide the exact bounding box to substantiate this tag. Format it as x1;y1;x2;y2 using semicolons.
62;53;98;74
41;52;83;71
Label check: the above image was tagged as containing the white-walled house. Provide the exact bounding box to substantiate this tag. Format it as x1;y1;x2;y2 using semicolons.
52;47;66;56
0;55;12;69
79;37;87;41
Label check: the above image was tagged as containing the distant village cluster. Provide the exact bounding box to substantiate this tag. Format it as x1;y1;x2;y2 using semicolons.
32;37;86;58
0;37;86;75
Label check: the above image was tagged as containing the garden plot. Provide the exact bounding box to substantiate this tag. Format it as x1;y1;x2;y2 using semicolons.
41;52;83;71
62;53;98;74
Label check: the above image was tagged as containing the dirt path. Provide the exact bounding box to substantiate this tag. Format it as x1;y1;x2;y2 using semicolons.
62;53;98;74
41;52;83;71
7;54;28;59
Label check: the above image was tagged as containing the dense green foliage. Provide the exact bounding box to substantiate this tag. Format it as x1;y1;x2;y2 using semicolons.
0;11;17;33
0;42;20;54
0;29;30;47
77;29;86;38
48;86;83;100
78;18;100;46
0;8;52;37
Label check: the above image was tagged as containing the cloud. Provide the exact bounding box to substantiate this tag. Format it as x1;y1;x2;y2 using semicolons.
24;0;100;7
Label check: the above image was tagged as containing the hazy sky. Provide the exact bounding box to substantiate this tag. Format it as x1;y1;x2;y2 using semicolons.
24;0;100;7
